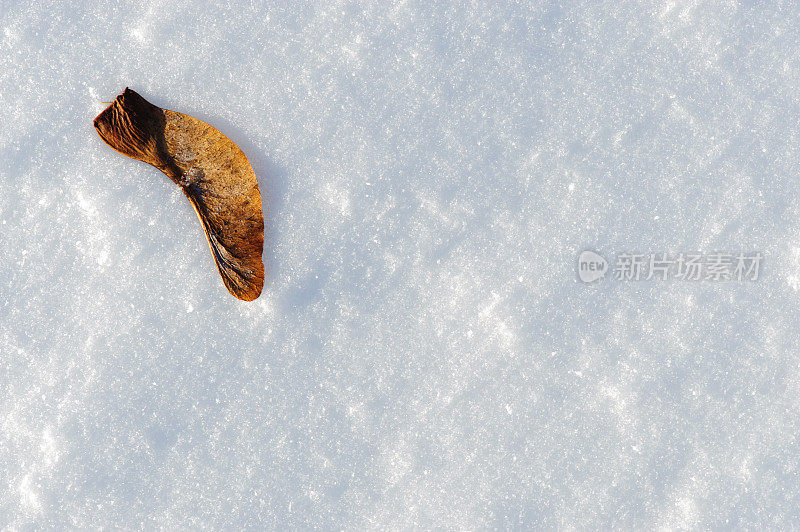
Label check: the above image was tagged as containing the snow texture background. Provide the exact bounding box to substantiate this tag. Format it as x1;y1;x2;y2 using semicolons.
2;0;800;528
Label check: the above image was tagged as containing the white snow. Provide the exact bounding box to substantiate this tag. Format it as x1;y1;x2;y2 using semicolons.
2;0;800;528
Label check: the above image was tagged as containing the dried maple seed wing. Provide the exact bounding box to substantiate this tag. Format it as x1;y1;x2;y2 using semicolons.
93;88;265;301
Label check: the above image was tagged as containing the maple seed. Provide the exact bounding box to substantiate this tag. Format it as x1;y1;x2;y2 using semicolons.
93;88;265;301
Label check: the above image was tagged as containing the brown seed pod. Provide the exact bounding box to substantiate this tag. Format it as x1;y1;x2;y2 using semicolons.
93;88;265;301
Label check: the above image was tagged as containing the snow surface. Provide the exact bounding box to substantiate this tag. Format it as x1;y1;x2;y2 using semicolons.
3;0;800;528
